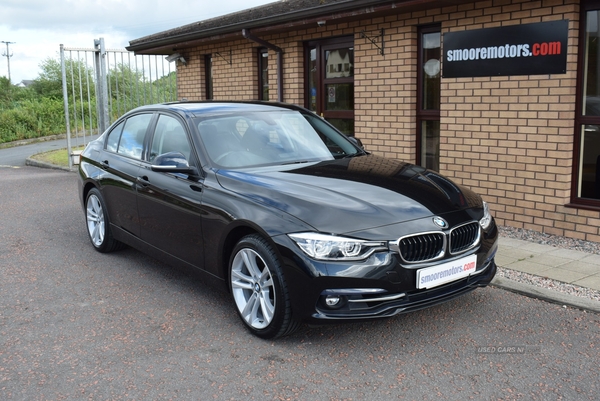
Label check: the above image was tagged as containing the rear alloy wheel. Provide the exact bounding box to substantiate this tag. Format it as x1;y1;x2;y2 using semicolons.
229;235;299;339
85;188;123;253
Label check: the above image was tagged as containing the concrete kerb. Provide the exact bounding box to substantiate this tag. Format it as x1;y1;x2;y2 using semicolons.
25;157;75;172
491;276;600;314
0;133;69;150
9;133;91;172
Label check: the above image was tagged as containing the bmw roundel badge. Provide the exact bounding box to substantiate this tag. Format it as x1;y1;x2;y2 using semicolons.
433;216;448;228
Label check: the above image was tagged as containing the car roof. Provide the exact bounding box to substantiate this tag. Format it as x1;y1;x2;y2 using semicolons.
129;101;304;116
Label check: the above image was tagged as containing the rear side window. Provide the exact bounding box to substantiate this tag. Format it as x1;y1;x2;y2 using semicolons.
105;113;153;160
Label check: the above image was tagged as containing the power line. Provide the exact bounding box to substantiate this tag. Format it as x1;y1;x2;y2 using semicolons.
1;41;15;84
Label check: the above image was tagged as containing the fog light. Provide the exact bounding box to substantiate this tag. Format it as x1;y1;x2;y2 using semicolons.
325;296;340;306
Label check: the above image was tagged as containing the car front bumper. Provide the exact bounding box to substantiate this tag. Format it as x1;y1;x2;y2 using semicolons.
275;219;498;323
310;257;496;320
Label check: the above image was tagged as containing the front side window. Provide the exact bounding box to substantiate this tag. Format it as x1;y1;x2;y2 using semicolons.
150;114;192;162
574;6;600;205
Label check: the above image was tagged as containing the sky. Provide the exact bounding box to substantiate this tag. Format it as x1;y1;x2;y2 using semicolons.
0;0;275;84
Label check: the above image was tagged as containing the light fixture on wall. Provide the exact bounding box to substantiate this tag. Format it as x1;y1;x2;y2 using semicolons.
165;53;187;65
317;20;326;27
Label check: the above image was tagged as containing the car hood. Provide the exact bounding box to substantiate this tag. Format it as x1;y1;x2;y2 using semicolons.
215;154;482;234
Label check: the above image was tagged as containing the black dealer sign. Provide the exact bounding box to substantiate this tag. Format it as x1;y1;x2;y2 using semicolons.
442;20;568;78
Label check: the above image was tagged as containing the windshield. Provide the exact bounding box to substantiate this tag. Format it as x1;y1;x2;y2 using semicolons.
194;110;360;168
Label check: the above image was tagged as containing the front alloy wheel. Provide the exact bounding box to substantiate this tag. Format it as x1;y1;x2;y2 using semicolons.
229;235;299;338
231;247;276;329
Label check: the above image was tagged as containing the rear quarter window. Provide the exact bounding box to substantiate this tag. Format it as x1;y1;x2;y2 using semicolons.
106;121;124;153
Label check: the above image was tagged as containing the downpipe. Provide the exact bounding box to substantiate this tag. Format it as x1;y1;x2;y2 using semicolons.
242;29;283;102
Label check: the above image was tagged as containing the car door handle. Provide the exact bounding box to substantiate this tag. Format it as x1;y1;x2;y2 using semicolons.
100;160;109;170
137;176;150;185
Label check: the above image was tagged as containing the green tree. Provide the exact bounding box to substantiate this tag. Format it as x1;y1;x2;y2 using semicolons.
0;75;10;91
107;63;145;116
0;77;37;108
1;55;177;144
0;76;14;104
31;57;95;100
107;64;177;118
152;71;177;103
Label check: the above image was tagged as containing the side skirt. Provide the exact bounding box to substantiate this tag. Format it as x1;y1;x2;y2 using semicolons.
111;223;227;290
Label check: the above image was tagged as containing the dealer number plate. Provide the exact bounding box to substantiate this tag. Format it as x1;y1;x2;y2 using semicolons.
416;254;477;289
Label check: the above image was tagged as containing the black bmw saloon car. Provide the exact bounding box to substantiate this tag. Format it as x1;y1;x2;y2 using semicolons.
78;101;498;339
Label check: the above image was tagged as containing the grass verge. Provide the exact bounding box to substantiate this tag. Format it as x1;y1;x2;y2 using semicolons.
30;146;85;167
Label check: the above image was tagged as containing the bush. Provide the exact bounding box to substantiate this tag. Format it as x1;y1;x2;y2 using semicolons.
0;111;20;142
0;98;67;143
0;59;176;144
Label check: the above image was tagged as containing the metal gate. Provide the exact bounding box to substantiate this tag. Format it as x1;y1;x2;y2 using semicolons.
60;37;177;167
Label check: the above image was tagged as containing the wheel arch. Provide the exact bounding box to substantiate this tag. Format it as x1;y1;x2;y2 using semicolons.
219;222;282;292
82;181;99;208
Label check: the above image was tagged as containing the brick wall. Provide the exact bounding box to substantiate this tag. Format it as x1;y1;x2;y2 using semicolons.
177;48;203;100
175;0;600;242
438;0;600;243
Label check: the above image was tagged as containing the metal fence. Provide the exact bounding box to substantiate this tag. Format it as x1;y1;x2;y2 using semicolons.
60;37;178;167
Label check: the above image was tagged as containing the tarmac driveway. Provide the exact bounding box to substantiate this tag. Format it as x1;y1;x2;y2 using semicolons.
1;166;599;400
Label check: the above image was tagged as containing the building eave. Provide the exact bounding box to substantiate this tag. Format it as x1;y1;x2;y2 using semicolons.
126;0;469;55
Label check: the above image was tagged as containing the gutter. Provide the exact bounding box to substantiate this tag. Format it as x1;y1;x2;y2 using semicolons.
242;29;284;102
126;0;450;54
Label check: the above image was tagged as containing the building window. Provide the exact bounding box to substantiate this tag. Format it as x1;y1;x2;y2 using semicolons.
574;4;600;206
305;37;354;136
258;48;269;100
417;25;441;171
205;54;213;100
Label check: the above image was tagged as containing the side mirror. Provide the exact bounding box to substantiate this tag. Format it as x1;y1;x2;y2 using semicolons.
151;152;199;176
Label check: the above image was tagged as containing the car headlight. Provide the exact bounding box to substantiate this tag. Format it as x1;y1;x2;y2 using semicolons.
479;201;492;230
288;233;387;261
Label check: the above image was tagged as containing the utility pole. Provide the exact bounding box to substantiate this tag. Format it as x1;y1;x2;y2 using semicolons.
2;41;15;84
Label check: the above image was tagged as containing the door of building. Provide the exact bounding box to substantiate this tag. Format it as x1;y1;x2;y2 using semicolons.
306;37;355;136
417;26;441;172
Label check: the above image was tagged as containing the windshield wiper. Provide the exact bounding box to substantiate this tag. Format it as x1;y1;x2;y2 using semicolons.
337;152;363;159
281;160;314;165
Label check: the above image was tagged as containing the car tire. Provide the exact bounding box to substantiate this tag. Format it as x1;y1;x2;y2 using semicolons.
85;188;124;253
229;234;300;339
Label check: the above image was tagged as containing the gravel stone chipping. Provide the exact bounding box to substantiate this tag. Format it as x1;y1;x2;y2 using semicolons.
497;226;600;303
